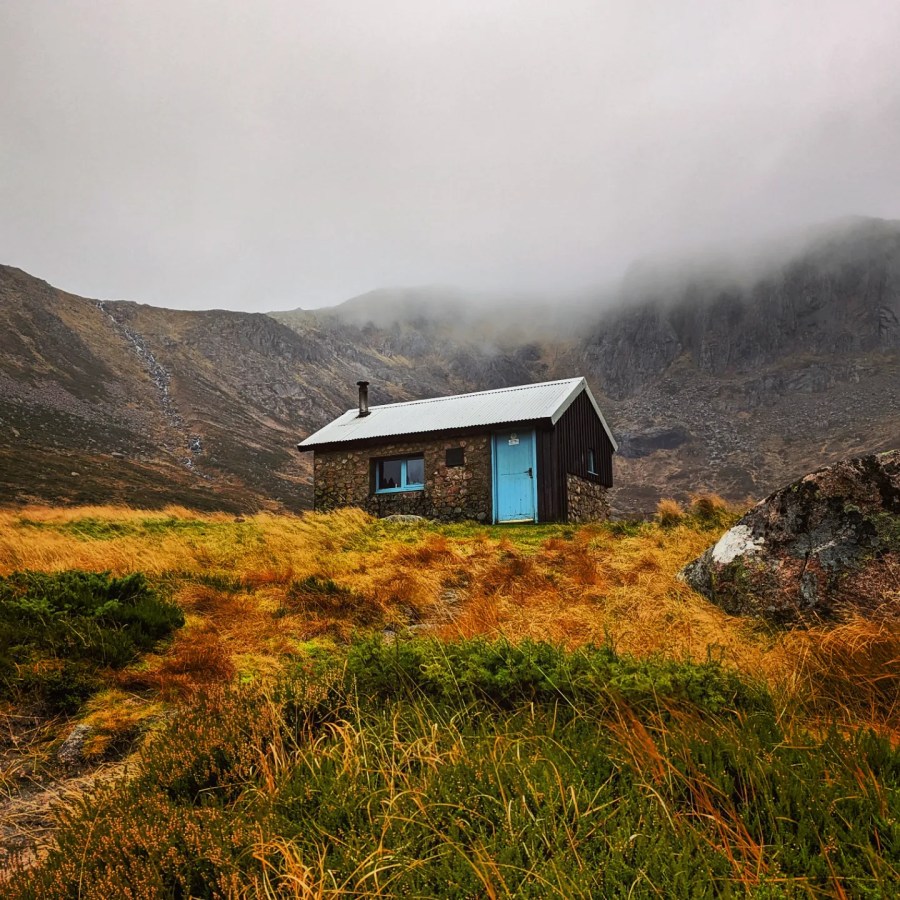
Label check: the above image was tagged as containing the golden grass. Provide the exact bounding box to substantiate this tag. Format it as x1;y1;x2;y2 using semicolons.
655;498;685;528
79;691;163;760
688;491;735;523
1;504;897;732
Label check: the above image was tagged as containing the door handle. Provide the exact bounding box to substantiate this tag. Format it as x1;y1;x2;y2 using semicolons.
526;467;533;478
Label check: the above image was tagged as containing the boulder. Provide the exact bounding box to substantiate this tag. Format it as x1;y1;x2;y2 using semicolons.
57;723;92;766
680;450;900;623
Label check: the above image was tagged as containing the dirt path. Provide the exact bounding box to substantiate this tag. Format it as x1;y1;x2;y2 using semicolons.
0;761;130;878
0;712;134;880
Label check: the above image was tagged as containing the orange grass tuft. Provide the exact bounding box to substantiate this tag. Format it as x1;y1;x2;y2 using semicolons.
777;615;900;728
1;504;897;730
120;629;236;700
656;498;685;528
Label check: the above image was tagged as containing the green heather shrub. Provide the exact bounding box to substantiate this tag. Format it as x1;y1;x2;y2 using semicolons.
12;638;899;898
0;570;183;714
342;635;769;715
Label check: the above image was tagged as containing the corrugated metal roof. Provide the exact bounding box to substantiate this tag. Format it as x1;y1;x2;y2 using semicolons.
298;377;617;450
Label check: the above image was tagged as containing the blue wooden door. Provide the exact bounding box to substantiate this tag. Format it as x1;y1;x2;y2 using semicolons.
493;431;536;522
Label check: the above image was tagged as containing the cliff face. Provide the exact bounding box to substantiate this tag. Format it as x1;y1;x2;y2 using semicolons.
573;218;900;511
1;217;898;514
582;217;900;398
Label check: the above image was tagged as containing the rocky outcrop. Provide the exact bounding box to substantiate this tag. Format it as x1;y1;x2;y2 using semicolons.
680;451;900;624
617;426;691;459
584;217;900;399
57;724;92;767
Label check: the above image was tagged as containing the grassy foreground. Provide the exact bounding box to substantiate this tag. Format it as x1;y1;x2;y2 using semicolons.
1;503;898;896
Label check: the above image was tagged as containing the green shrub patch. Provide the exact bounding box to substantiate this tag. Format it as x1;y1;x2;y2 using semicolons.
11;638;899;898
0;570;184;714
343;634;770;715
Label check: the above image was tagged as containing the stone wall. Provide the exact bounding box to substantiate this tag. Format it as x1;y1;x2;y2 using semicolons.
566;473;610;523
313;434;493;522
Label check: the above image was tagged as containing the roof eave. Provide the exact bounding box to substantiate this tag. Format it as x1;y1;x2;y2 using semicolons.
295;377;617;452
296;417;556;452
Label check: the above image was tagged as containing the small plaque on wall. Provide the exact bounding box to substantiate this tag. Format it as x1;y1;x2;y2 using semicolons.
445;447;465;467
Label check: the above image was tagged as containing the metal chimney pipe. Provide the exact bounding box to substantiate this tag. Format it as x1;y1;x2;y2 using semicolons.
357;381;370;417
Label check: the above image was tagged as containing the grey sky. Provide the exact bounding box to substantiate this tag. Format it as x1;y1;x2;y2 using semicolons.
2;1;899;311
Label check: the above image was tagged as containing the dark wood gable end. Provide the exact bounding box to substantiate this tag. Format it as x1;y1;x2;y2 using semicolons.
536;387;614;523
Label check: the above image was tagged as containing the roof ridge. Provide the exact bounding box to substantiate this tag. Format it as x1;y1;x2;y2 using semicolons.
349;377;582;414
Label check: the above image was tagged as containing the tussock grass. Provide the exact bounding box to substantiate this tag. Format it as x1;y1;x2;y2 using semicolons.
656;497;685;528
689;492;737;529
1;503;898;893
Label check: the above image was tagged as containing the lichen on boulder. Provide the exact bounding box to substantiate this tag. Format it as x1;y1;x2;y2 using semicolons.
680;450;900;624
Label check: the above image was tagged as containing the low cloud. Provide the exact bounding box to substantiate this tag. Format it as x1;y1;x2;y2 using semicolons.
2;1;899;310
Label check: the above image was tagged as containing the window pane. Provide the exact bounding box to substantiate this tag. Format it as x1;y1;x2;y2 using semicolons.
378;459;403;489
405;456;425;486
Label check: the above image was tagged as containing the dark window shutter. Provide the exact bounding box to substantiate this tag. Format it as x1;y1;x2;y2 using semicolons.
445;447;465;467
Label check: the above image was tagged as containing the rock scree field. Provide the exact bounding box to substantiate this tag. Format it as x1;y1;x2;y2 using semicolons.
0;500;898;897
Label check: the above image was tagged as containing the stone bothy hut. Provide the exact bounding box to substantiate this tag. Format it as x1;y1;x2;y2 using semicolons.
297;377;617;524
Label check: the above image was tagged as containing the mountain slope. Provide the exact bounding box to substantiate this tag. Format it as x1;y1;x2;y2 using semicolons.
1;217;898;514
0;267;312;510
577;217;900;508
0;269;545;511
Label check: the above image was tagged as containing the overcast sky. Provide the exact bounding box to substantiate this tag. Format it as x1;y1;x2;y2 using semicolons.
2;1;900;311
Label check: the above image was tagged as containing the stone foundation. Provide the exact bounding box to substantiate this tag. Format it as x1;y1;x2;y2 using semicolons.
313;435;493;522
566;473;610;523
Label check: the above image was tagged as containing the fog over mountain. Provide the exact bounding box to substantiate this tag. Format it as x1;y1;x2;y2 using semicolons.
2;215;897;515
304;216;900;328
2;2;900;311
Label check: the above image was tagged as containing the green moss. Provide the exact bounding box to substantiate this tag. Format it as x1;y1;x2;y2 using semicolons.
872;511;900;551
